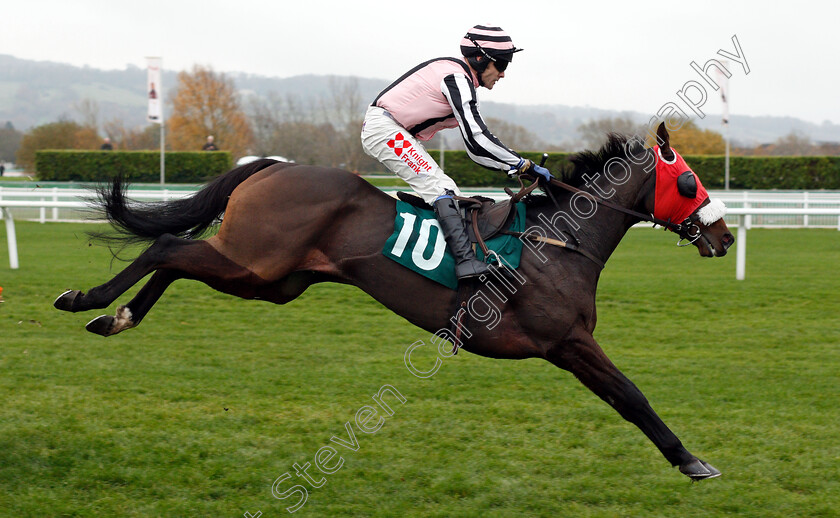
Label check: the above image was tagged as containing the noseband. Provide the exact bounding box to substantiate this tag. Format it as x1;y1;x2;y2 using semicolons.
675;211;704;247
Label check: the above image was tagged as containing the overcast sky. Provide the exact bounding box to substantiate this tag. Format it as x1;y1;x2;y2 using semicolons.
3;0;836;126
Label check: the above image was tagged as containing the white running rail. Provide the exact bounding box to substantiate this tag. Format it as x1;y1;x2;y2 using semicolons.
2;187;839;279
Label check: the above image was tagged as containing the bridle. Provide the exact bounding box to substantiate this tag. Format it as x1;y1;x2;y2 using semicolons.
544;177;709;250
544;176;699;234
505;156;708;268
674;210;705;247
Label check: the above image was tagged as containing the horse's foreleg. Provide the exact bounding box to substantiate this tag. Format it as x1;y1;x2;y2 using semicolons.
548;332;720;480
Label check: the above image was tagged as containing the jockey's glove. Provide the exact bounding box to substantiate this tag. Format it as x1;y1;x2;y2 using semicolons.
516;158;554;182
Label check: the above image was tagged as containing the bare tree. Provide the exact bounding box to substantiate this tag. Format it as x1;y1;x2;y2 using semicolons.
102;118;161;150
247;93;286;157
485;117;548;151
74;98;100;131
247;77;378;171
577;116;645;150
770;131;814;156
320;77;366;128
0;122;24;163
247;92;332;164
318;77;371;171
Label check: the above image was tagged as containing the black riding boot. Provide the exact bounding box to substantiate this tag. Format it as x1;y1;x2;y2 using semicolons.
433;195;493;280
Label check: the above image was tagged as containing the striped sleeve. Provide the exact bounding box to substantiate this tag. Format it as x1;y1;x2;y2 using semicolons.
441;73;522;171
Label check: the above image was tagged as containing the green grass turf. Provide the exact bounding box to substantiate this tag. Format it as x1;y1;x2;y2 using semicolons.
0;222;837;517
361;176;410;188
0;176;34;184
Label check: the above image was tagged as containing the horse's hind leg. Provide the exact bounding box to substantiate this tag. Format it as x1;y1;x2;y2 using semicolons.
548;330;720;481
58;234;268;335
84;269;179;336
55;233;192;313
86;267;325;336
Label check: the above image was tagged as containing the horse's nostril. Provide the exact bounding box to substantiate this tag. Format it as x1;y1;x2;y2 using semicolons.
722;233;735;250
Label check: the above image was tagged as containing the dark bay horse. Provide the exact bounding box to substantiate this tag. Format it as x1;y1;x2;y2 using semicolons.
55;124;734;480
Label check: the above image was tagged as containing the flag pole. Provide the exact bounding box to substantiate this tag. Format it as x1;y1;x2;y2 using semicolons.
160;59;165;186
724;119;730;190
719;59;730;190
146;56;165;185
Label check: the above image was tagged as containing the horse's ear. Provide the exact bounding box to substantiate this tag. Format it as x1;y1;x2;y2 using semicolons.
657;122;675;161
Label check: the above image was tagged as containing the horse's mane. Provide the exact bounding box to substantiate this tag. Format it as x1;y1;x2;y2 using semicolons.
524;133;647;206
564;133;646;186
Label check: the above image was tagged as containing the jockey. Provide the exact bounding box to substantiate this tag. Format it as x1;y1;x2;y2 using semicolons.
362;24;553;281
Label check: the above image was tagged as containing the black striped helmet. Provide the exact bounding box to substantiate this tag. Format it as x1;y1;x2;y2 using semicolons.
460;24;523;65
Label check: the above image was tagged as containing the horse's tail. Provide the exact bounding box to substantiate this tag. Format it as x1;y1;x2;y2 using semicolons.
90;158;280;250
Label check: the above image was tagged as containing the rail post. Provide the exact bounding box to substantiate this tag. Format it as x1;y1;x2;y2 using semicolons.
736;214;747;281
2;208;19;269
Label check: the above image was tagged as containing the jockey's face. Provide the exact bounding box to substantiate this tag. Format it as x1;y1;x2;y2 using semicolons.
481;61;505;90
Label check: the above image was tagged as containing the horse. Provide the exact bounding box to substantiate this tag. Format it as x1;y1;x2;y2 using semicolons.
54;123;734;480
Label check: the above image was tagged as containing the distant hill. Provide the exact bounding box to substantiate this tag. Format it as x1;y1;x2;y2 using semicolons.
0;54;156;130
479;102;840;147
2;54;839;147
0;54;391;132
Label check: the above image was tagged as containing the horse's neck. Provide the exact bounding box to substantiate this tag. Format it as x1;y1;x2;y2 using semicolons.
569;162;654;264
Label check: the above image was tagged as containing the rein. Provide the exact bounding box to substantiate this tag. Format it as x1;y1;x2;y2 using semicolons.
546;177;707;247
545;177;687;233
498;173;704;269
547;176;708;253
499;228;606;269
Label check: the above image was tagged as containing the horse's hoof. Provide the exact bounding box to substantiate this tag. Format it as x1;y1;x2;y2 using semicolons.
85;315;116;336
701;461;721;479
679;459;721;481
54;290;82;312
85;306;134;337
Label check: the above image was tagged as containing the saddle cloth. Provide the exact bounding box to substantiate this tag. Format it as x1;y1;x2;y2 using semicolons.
395;191;518;243
382;199;526;289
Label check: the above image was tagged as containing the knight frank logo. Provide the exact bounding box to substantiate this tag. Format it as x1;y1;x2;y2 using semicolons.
387;132;433;175
387;132;412;157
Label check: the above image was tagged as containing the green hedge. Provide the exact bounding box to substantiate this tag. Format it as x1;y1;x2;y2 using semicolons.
677;155;840;190
35;150;233;183
436;151;840;190
34;150;840;190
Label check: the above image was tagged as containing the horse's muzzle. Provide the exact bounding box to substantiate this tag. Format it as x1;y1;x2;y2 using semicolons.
709;231;734;257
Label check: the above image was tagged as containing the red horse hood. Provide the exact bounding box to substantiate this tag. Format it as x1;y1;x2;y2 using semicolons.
653;145;708;223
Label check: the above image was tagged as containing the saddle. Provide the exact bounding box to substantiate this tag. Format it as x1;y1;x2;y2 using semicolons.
397;178;544;356
395;191;518;244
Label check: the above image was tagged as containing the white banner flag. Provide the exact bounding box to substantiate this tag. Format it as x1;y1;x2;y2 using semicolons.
146;57;162;124
716;60;729;125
